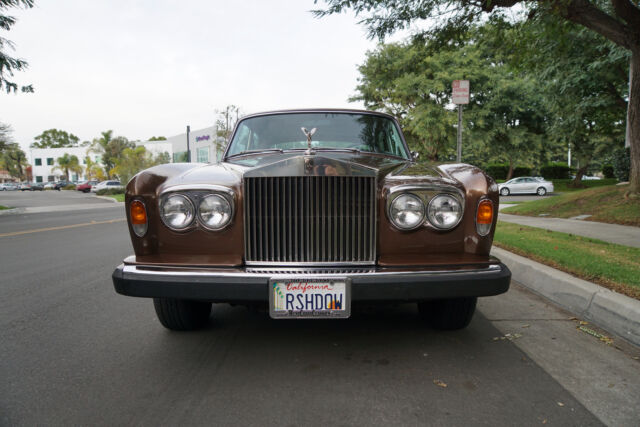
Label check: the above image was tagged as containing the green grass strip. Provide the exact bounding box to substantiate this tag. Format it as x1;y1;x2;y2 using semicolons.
0;205;10;210
502;184;640;226
494;221;640;300
108;194;125;202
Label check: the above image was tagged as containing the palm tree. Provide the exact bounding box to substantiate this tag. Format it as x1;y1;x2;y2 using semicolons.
53;153;83;181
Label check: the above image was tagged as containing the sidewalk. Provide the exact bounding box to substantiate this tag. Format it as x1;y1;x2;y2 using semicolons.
498;205;640;248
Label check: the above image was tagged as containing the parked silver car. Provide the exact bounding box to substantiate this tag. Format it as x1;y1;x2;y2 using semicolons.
498;177;554;196
0;182;19;191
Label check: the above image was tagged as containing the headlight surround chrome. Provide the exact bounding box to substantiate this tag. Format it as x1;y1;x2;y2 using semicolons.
427;194;463;230
389;193;425;230
160;194;195;230
198;194;232;230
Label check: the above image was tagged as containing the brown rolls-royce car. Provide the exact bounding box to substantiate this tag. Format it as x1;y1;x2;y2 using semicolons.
113;109;510;331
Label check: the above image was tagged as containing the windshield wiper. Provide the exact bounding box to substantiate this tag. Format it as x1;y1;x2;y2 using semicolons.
306;147;364;154
226;148;283;158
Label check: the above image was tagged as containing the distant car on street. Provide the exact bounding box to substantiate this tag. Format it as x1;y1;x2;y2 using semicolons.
499;177;554;196
21;182;44;191
0;182;19;191
91;180;123;193
76;180;99;193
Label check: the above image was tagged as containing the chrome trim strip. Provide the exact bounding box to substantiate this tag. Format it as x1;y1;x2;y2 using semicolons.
159;184;235;197
121;263;502;279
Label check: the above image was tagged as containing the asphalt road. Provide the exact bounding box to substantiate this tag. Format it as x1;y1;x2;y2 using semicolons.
1;192;639;426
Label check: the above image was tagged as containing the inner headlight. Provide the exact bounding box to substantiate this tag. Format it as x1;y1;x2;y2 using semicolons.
427;194;462;229
198;194;232;230
160;194;194;230
389;193;425;230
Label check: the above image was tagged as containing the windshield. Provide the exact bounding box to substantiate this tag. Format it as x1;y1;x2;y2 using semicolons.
226;112;409;159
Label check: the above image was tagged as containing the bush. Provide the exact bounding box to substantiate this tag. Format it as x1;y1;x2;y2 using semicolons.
485;164;509;180
96;188;124;195
484;164;532;180
63;184;76;190
540;162;573;179
602;164;615;179
611;147;630;182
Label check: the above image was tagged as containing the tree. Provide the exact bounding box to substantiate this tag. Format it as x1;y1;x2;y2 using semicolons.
0;121;12;151
0;0;34;93
0;142;27;179
147;136;166;141
31;128;80;148
315;0;640;196
83;155;106;181
110;146;168;184
216;105;240;140
352;22;548;172
53;153;82;181
90;130;135;178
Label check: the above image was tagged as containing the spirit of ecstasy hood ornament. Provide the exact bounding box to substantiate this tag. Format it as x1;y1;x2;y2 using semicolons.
301;127;317;155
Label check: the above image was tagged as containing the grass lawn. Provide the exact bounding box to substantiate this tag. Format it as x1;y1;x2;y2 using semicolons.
494;221;640;300
0;205;10;210
107;194;125;202
502;184;640;226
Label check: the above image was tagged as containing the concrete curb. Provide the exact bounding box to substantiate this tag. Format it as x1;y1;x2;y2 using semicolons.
93;195;124;204
491;247;640;347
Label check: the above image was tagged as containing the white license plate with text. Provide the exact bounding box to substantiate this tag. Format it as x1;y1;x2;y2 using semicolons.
269;278;351;319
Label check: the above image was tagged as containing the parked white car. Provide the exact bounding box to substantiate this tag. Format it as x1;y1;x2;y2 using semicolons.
499;177;554;196
91;180;123;193
0;182;19;191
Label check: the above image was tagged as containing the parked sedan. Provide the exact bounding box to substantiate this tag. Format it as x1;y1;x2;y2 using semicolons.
0;183;19;191
498;177;554;196
76;180;99;193
20;182;44;191
91;180;123;193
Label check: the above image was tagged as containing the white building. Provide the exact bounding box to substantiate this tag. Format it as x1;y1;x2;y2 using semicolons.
26;125;224;183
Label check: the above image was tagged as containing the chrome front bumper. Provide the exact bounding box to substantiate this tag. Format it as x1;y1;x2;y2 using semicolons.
112;262;511;302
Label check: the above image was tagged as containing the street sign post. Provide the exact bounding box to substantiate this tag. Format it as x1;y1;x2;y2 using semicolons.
452;80;470;162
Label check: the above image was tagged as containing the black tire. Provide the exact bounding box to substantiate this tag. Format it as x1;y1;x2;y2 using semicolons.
418;297;477;330
500;187;510;196
152;298;212;331
536;187;547;196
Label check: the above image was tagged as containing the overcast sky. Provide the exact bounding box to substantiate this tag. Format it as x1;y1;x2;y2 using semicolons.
1;0;396;150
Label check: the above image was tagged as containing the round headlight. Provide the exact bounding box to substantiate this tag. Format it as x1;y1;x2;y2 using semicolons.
160;194;194;230
427;194;462;229
389;193;425;230
198;194;232;230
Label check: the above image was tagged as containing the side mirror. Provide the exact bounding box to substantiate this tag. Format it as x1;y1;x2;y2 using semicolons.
411;151;420;161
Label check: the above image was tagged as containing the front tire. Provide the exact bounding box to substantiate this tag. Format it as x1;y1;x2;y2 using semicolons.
536;187;547;196
153;298;212;331
500;187;510;196
418;297;477;330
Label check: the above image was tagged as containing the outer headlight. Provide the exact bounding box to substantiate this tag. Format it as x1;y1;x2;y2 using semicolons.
160;194;195;230
389;193;425;230
198;194;232;230
427;194;462;230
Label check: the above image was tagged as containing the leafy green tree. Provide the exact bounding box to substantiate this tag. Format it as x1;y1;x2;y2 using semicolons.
0;142;27;179
83;155;106;181
0;0;34;93
315;0;640;195
0;122;12;152
31;129;80;148
90;130;135;178
53;153;82;181
110;146;168;184
148;136;167;141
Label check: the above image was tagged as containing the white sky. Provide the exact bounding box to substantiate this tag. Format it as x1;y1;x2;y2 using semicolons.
1;0;393;150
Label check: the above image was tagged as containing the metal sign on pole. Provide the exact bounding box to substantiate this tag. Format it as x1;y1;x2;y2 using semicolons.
452;80;470;163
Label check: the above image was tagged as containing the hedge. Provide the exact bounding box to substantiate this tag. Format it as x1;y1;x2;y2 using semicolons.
96;188;124;195
484;164;532;180
602;164;615;179
539;163;573;179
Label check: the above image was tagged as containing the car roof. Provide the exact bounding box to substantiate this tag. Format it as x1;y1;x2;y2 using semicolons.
238;108;398;121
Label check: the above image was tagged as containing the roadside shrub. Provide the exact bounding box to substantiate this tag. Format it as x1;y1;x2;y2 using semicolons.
63;184;76;190
611;147;630;182
540;162;573;179
96;188;124;195
602;164;615;179
485;164;532;180
485;164;509;180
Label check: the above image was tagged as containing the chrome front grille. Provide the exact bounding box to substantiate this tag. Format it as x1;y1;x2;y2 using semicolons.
243;176;376;265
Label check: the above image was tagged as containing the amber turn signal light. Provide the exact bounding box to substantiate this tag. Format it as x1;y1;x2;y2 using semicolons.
130;200;148;237
476;199;493;236
477;200;493;224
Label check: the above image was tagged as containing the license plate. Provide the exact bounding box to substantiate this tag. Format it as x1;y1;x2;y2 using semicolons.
269;278;351;319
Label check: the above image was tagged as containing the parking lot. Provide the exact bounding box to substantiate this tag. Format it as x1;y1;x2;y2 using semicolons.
1;191;639;426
